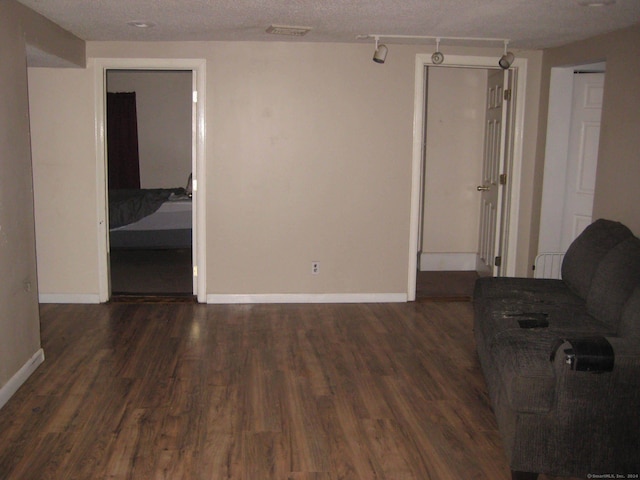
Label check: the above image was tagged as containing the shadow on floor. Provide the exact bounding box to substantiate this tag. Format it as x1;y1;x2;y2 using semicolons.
110;248;193;296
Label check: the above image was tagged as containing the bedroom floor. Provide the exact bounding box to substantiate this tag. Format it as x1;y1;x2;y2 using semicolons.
110;248;193;296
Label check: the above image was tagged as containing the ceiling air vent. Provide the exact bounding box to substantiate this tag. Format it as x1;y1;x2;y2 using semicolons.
266;25;312;36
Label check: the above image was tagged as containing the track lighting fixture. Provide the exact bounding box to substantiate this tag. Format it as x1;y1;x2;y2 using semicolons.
499;40;515;69
431;38;444;64
358;34;513;67
373;36;388;64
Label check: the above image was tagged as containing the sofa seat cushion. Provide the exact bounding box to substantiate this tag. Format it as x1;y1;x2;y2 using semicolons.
474;296;614;352
487;330;563;413
474;277;584;305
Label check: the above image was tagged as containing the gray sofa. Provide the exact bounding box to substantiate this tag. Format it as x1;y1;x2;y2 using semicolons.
473;219;640;480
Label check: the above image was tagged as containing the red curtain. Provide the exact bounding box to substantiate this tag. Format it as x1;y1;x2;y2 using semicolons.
107;92;141;189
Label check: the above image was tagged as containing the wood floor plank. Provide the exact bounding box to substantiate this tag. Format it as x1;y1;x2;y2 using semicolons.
0;302;583;479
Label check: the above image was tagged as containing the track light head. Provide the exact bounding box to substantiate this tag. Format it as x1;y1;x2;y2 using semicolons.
373;36;388;64
499;51;515;69
431;38;444;64
373;44;388;63
499;40;514;69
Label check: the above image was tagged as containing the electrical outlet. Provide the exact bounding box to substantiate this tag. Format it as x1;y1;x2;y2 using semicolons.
311;262;320;275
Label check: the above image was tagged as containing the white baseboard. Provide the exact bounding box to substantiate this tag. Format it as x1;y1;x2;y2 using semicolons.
39;292;408;304
39;293;101;304
207;293;407;304
0;349;45;410
419;253;477;271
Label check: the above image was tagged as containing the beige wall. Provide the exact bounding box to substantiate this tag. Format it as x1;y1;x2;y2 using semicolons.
421;67;487;269
29;40;543;299
15;1;85;68
532;24;640;263
0;0;83;400
107;70;192;188
29;68;100;298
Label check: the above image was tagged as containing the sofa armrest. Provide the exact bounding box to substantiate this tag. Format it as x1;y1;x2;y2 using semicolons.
547;337;640;472
550;336;614;373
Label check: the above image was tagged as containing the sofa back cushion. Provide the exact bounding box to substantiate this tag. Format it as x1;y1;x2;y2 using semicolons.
618;285;640;338
562;219;633;300
586;236;640;329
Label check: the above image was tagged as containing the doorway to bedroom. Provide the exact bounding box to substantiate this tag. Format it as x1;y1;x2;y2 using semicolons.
106;69;194;298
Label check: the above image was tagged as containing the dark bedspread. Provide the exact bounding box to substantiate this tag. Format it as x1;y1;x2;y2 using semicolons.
109;188;187;229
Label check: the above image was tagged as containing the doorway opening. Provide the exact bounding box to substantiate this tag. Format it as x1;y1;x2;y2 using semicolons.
408;54;528;301
94;58;207;303
106;69;193;297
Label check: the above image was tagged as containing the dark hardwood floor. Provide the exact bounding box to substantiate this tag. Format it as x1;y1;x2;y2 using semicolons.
0;302;581;479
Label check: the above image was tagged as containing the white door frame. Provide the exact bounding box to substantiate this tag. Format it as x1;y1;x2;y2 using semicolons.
407;54;527;300
93;57;207;303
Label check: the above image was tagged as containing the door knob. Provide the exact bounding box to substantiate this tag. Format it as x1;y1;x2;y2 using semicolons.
477;185;490;191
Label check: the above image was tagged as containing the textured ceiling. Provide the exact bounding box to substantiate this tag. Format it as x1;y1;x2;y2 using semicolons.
18;0;640;49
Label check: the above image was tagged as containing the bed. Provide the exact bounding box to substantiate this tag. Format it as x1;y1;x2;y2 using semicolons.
109;187;192;249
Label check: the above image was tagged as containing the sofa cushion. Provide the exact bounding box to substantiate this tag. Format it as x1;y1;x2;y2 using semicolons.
475;296;614;351
619;285;640;338
561;219;633;300
473;277;583;306
586;237;640;330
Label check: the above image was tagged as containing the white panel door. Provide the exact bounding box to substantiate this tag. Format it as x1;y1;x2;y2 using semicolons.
477;69;509;276
560;72;604;250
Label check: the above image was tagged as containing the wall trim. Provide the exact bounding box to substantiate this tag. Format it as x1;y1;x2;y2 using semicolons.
207;293;407;304
0;349;45;410
39;293;101;304
419;253;477;271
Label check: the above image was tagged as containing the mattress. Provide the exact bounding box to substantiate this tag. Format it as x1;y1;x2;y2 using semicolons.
110;199;192;249
111;199;192;232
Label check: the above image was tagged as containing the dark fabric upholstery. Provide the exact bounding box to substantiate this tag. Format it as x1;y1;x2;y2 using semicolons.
561;219;633;299
489;330;557;413
474;219;640;478
586;236;640;329
473;277;583;305
474;296;613;349
618;285;640;338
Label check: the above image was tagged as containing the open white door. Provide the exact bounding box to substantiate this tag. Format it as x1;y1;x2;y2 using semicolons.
538;65;605;268
477;69;511;276
559;72;604;250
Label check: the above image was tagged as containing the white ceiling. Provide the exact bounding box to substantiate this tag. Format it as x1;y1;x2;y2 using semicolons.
18;0;640;49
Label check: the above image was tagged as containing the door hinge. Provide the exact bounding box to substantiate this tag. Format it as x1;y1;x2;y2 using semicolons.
503;89;512;101
499;173;507;185
494;256;502;267
193;265;198;277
